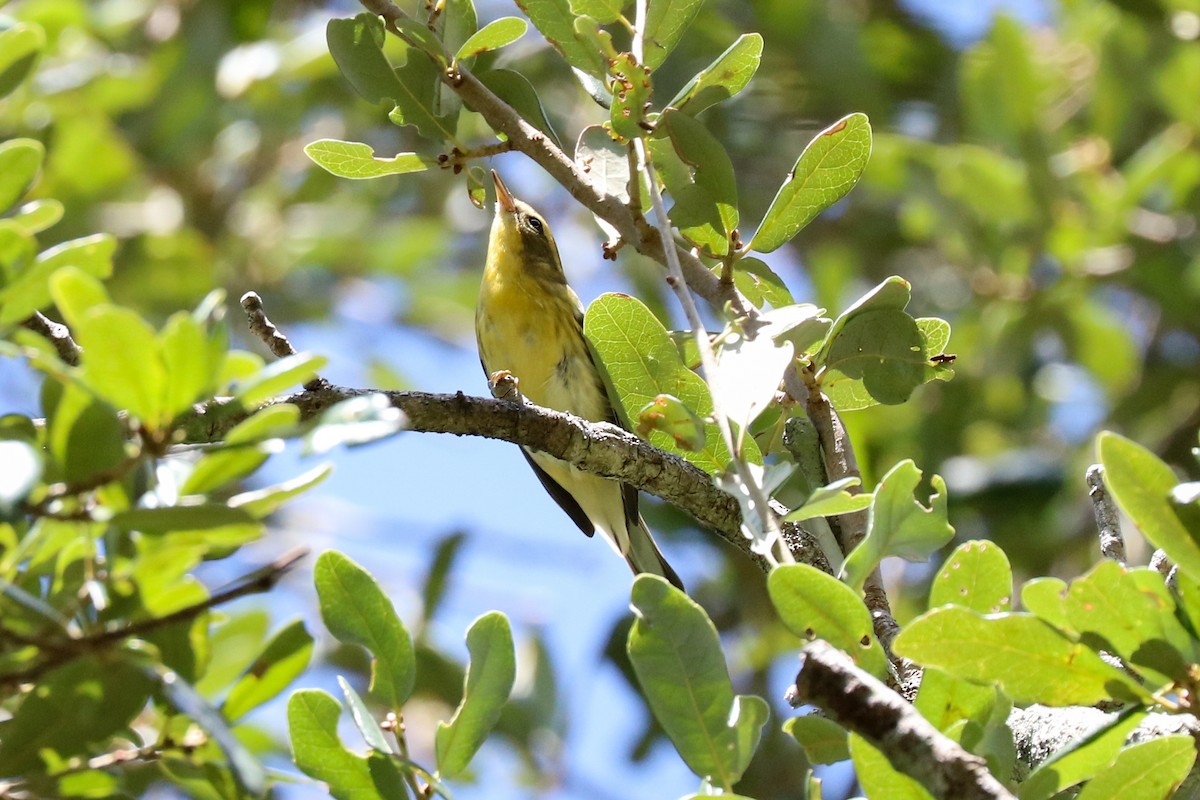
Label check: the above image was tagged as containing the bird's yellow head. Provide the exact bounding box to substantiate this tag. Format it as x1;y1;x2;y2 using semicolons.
488;170;567;285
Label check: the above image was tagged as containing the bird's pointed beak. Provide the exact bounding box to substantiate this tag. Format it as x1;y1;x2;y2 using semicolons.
492;170;516;214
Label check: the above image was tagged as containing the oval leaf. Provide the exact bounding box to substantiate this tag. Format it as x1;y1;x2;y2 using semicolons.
455;17;528;60
305;140;435;180
435;611;515;778
767;564;889;679
314;551;416;707
929;540;1012;615
751;113;872;253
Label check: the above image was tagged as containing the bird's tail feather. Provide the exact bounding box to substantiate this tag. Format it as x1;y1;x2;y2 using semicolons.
625;518;684;592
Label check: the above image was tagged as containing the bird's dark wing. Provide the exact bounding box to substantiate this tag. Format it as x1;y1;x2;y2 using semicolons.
520;448;596;538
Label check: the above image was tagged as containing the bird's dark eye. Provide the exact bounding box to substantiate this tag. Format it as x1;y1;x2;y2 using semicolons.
528;216;544;235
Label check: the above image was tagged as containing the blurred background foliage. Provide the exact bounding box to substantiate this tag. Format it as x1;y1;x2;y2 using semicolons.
3;0;1200;796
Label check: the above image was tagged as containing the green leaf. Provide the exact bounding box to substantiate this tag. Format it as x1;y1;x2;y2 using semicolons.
479;69;562;148
913;666;1004;735
393;16;448;63
230;463;333;518
751;113;872;253
767;564;889;679
642;0;705;71
1074;736;1196;800
710;329;794;429
849;734;934;800
652;109;738;256
929;540;1012;614
181;404;300;495
0;440;41;516
315;551;416;707
1060;561;1196;686
0;138;43;216
326;14;406;105
0;234;116;327
0;657;155;776
231;352;327;408
609;52;652;141
161;311;217;419
305;140;436;179
669;33;763;115
0;23;44;101
8;198;63;235
783;715;850;765
822;307;926;407
570;0;624;23
288;690;391;800
893;607;1148;706
43;382;125;485
1019;576;1069;629
112;504;260;535
917;317;955;383
435;611;516;778
151;661;268;795
730;257;795;310
455;17;527;60
420;532;466;628
636;393;706;451
337;676;394;754
73;306;165;424
585;293;757;472
627;575;764;789
303;393;408;455
0;220;35;285
1019;708;1148;800
515;0;606;77
49;266;110;329
784;477;873;522
841;460;954;591
222;619;314;722
1099;431;1200;581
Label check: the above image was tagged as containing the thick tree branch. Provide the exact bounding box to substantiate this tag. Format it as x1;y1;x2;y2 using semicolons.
188;386;795;570
788;640;1016;800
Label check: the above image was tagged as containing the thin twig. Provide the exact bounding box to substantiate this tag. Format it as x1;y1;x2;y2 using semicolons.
240;292;328;391
1086;465;1125;564
788;640;1016;800
1151;549;1173;578
0;549;308;688
22;312;81;365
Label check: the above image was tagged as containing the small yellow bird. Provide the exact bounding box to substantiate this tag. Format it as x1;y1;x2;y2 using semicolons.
476;171;683;590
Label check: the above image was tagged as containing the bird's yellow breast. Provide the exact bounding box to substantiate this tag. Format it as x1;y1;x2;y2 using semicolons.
476;248;608;421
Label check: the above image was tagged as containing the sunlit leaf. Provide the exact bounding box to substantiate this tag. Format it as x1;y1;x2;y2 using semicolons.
636;393;706;451
783;715;850;765
305;140;436;179
929;540;1012;614
223;620;314;723
0;138;43;216
1074;736;1196;800
784;477;873;522
303;393;408;454
585;293;758;472
337;676;394;754
1099;431;1200;581
670;33;763;115
515;0;606;77
642;0;705;71
841;460;954;591
0;23;44;101
894;607;1149;706
315;551;416;707
627;575;766;788
751;113;872;253
767;564;889;679
436;612;515;778
455;17;527;60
